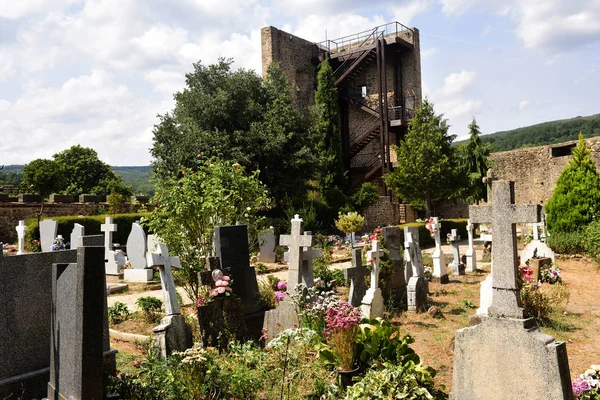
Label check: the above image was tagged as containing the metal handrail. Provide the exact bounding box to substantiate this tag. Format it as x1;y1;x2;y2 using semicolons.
349;114;380;147
332;31;380;78
317;21;414;54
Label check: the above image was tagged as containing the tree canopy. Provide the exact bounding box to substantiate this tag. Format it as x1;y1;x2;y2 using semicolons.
546;134;600;233
458;118;491;203
22;159;65;197
384;98;463;216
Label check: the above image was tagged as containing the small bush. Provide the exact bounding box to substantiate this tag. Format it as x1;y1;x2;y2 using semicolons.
136;296;162;322
585;221;600;260
335;212;365;235
521;283;552;325
547;231;587;255
108;302;130;324
258;280;277;309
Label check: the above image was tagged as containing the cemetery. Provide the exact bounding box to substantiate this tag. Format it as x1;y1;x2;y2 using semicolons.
2;10;600;400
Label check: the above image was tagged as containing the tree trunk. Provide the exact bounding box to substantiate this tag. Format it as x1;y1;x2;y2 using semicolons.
425;197;433;218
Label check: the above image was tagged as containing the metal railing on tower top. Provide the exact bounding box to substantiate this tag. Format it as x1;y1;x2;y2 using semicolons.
316;22;414;54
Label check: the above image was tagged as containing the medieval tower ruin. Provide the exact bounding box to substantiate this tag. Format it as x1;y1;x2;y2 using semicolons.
261;22;422;225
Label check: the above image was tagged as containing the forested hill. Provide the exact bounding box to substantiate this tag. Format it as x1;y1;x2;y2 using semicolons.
456;113;600;152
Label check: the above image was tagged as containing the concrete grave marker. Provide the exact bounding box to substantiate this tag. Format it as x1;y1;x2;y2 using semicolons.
16;220;27;255
452;180;572;400
403;226;419;283
405;232;427;312
302;231;323;287
430;217;449;283
449;229;465;275
345;247;369;307
382;226;406;299
124;222;153;282
257;227;277;263
101;217;126;276
70;223;85;251
465;219;477;273
147;242;192;358
361;239;385;319
39;220;58;252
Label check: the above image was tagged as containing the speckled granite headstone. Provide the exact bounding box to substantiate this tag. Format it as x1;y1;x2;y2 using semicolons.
383;226;406;297
452;181;572;400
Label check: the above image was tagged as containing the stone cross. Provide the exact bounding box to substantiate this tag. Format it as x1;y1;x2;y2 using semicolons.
280;215;315;288
16;220;27;255
431;217;448;282
70;223;85;250
147;242;181;316
361;239;385;319
404;232;423;277
482;168;497;203
100;217;118;261
344;248;369;307
465;219;477;273
470;180;540;318
302;231;322;287
531;222;541;241
449;229;465;275
366;239;385;289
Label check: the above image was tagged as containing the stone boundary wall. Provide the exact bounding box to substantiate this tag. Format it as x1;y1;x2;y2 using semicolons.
364;196;400;230
489;136;600;205
0;203;144;243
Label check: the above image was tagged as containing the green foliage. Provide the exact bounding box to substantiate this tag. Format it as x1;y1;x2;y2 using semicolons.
108;302;130;324
547;231;587;255
24;213;148;248
107;192;124;215
335;212;365;234
457;118;491;203
456;113;600;152
546;134;600;233
350;182;380;212
355;319;416;368
136;296;163;322
54;145;132;196
146;159;270;301
345;361;447;400
585;221;600;260
150;59;315;216
520;284;552;326
385;98;464;216
22;159;65;197
111;166;154;195
258;280;277;309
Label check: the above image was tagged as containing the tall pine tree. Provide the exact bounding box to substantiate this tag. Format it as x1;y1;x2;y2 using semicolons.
546;133;600;232
460;118;491;203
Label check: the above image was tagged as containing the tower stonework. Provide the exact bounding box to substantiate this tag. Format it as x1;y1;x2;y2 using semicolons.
261;23;423;227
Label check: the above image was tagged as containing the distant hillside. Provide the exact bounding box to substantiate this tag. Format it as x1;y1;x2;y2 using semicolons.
0;165;154;195
455;113;600;152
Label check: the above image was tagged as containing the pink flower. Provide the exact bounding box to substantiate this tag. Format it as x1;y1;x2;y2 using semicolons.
222;276;231;281
215;279;224;287
218;287;226;294
275;291;286;302
277;281;287;291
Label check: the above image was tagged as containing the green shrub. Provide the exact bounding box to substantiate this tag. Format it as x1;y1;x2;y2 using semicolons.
520;284;552;326
350;182;380;212
335;211;365;235
546;134;600;233
547;231;587;255
585;221;600;259
355;319;416;368
136;296;163;322
24;212;150;247
258;280;277;309
108;302;130;324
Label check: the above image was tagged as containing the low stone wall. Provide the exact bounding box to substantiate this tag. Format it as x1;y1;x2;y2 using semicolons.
364;196;401;230
0;203;140;243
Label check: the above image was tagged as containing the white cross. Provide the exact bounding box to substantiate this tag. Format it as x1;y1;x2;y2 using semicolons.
100;217;118;260
432;217;442;250
280;215;315;286
366;239;385;289
147;242;181;316
16;220;27;255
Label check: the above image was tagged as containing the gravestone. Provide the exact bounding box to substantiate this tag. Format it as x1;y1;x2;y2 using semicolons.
214;225;261;315
47;245;109;399
263;215;314;340
382;226;406;299
101;217;125;276
465;219;477;273
452;180;572;400
39;220;58;252
344;248;369;307
16;220;27;255
449;229;465;275
520;222;555;266
361;239;385;319
431;217;449;283
302;231;323;287
257;227;277;263
70;223;85;251
476;274;493;316
147;242;193;358
405;232;427;312
124;222;153;282
403;226;419;283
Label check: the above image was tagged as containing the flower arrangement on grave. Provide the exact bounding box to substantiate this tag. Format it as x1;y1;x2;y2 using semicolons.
51;235;68;251
424;217;435;237
446;232;452;245
208;269;233;299
423;266;433;281
540;264;562;284
322;301;362;371
572;364;600;399
520;266;535;283
275;280;287;303
290;283;338;335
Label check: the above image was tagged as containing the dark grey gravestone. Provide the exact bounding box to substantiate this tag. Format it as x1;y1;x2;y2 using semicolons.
48;245;106;400
81;234;104;247
214;225;261;314
382;226;406;299
344;248;369;307
452;181;572;400
0;250;77;399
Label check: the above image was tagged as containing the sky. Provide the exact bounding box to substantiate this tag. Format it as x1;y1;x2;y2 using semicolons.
1;0;599;166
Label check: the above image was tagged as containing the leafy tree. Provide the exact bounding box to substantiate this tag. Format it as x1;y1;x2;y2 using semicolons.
22;159;65;197
459;118;491;203
350;182;380;213
54;145;131;196
150;59;314;214
146;159;271;301
384;98;463;216
546;134;600;233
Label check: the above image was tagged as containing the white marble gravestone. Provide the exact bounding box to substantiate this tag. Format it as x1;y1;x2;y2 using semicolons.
431;217;448;283
257;227;277;263
39;220;58;252
361;239;385;319
16;220;27;255
124;222;153;282
70;223;85;251
520;223;555;265
465;219;477;273
101;217;125;276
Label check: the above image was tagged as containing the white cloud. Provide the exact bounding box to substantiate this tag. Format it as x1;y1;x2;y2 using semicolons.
421;48;440;58
390;0;431;26
439;70;476;96
438;98;482;119
0;0;79;19
292;13;387;43
518;100;530;111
